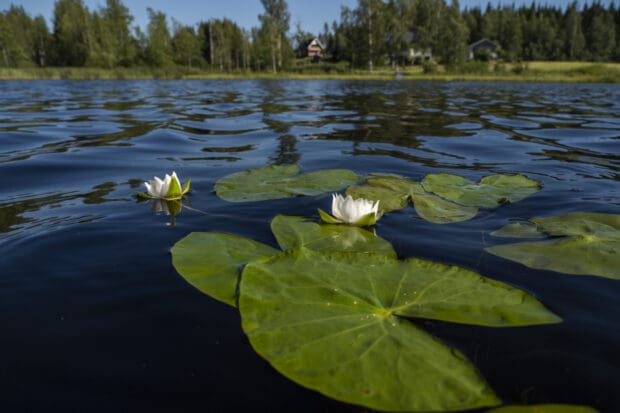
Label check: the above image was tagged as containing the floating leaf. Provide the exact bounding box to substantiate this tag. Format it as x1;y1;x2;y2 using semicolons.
487;404;599;413
532;212;620;237
270;215;396;257
346;184;409;213
172;232;279;306
491;222;546;238
487;212;620;279
215;164;359;202
347;174;478;223
240;249;559;411
486;236;620;279
422;173;541;207
410;184;478;224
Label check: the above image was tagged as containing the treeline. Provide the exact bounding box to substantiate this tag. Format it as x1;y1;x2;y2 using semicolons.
0;0;618;73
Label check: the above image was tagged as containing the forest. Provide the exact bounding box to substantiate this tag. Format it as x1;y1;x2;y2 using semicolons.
0;0;619;74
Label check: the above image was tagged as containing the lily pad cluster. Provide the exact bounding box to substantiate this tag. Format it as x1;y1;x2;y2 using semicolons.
347;172;541;224
486;212;620;279
214;164;359;202
172;215;561;412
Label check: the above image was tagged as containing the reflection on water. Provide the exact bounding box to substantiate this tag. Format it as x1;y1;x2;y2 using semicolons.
0;80;619;412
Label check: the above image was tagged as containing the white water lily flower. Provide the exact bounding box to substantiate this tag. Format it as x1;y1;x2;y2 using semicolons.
318;193;380;226
140;171;190;200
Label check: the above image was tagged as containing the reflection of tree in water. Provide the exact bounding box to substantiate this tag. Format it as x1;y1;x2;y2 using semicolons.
270;134;300;165
0;182;122;237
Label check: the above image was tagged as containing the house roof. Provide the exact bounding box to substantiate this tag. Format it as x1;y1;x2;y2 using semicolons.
468;39;500;51
308;38;325;49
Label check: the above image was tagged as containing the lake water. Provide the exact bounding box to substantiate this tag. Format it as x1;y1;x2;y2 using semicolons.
1;80;618;412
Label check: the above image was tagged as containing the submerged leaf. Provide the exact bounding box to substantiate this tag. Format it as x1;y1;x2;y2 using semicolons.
215;164;359;202
172;232;279;306
239;249;505;412
487;212;620;279
422;173;541;207
271;215;396;257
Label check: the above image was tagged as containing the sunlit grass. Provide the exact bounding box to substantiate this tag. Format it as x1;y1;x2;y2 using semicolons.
1;61;619;83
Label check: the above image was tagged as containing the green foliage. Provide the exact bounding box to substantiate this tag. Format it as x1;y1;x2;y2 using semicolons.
421;173;541;208
172;213;560;411
271;215;396;257
239;249;506;412
2;0;619;71
52;0;91;66
145;8;173;67
346;173;539;224
487;212;620;279
172;232;279;306
214;164;359;202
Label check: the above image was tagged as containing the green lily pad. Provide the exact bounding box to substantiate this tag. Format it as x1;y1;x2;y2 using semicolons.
346;184;409;213
422;173;541;207
215;164;359;202
486;236;620;279
347;174;478;223
271;215;396;257
171;232;279;306
487;212;620;279
410;184;478;224
487;404;599;413
240;248;559;412
532;212;620;237
491;222;546;238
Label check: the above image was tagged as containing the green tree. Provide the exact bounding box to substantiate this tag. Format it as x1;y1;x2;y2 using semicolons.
586;11;616;61
53;0;92;66
562;1;585;60
101;0;136;66
145;8;173;66
172;21;202;67
0;6;36;67
32;16;52;67
438;0;469;66
258;0;291;72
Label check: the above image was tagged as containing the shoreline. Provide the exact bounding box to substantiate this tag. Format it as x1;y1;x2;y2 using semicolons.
1;62;618;83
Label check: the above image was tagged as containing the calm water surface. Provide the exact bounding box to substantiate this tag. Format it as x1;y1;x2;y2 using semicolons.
1;80;619;412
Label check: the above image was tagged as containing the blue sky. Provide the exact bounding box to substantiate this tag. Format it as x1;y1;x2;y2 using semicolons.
7;0;617;36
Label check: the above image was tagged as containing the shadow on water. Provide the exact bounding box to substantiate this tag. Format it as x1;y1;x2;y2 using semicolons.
0;79;619;412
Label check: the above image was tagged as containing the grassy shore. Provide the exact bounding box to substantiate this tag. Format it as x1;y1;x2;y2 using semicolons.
1;61;619;82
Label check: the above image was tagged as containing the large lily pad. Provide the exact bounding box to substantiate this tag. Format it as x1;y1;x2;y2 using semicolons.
487;404;599;413
270;215;396;257
240;248;560;412
346;184;410;212
532;212;620;237
422;173;541;207
215;164;359;202
487;212;620;279
171;232;279;306
346;174;478;223
410;184;478;224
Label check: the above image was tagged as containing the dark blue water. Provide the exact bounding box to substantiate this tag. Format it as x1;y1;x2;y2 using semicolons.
1;80;619;412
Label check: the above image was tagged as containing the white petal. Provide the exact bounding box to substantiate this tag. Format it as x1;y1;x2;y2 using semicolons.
342;195;359;223
331;193;345;221
144;181;154;196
